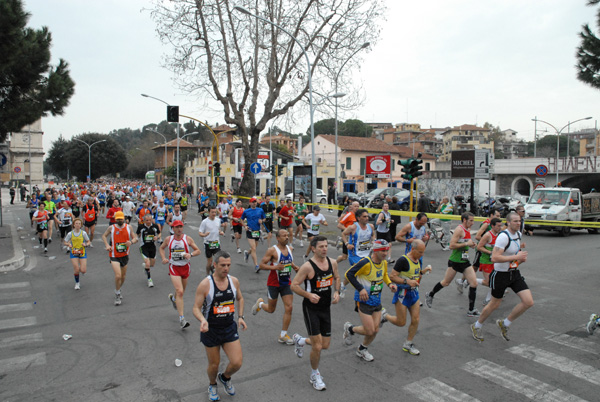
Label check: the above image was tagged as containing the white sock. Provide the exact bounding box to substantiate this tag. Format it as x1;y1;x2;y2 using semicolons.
280;330;287;338
486;290;491;301
476;278;483;285
298;337;306;346
311;368;319;376
258;301;264;309
474;321;483;329
504;318;512;327
457;279;464;285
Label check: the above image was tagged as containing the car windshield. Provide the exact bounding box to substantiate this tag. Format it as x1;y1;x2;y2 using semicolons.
529;190;570;205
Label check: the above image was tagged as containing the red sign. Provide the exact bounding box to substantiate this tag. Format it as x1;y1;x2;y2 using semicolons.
366;155;391;178
535;164;548;177
535;183;545;189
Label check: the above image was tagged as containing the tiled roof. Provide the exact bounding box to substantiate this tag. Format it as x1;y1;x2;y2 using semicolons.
318;135;435;159
151;139;197;150
213;124;236;132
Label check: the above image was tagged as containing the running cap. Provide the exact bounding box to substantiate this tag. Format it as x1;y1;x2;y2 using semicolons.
172;220;184;227
313;205;321;210
372;239;390;252
114;211;125;220
249;197;257;202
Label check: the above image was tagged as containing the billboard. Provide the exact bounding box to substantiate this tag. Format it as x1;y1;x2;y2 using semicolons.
292;165;312;202
451;150;490;179
365;155;391;178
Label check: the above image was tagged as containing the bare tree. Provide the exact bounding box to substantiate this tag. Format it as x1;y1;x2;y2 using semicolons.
150;0;385;196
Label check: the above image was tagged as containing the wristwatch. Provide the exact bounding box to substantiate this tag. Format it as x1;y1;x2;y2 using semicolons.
239;315;245;320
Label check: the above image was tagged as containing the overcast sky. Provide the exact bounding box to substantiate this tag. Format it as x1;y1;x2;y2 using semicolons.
24;0;600;154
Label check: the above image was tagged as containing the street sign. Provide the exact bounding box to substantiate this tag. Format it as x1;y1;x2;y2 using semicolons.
535;164;548;177
451;150;490;179
250;162;262;175
535;183;545;189
474;149;490;179
0;153;6;167
535;177;546;184
365;155;391;179
14;166;21;173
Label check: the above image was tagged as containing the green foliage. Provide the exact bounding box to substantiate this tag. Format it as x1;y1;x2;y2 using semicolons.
526;135;579;157
0;0;75;141
45;134;69;179
271;143;291;155
576;0;600;90
309;118;372;139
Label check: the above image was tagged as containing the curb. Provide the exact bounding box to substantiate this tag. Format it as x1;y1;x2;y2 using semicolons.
0;223;26;272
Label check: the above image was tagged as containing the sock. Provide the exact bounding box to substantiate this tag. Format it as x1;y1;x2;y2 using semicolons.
115;289;121;295
504;318;512;327
348;325;355;335
431;282;443;295
280;330;287;338
179;315;185;321
220;373;231;381
468;287;477;310
311;368;319;376
359;344;367;351
39;238;42;244
43;239;48;247
298;337;306;346
457;279;464;285
474;321;482;329
476;278;483;285
258;301;264;310
145;269;151;279
74;274;79;283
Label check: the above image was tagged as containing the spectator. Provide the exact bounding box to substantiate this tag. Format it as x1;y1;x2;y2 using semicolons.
417;191;431;213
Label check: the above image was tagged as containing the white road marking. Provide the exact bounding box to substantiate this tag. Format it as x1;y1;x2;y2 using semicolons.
0;316;37;331
0;332;43;349
0;282;30;290
404;377;481;402
0;303;33;314
546;333;599;355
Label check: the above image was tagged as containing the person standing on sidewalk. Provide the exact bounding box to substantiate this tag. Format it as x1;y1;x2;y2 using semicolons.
9;186;16;204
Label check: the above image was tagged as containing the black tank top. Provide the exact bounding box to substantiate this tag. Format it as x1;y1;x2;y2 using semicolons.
303;257;333;310
205;275;236;328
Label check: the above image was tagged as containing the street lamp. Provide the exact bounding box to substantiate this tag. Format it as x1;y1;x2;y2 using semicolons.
141;93;181;184
72;138;107;181
234;6;318;204
531;116;592;184
333;42;369;200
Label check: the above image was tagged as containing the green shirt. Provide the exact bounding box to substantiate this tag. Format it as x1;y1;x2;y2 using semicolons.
295;204;307;220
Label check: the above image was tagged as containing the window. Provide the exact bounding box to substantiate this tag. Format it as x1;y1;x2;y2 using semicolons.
360;158;365;175
425;162;431;171
346;157;352;170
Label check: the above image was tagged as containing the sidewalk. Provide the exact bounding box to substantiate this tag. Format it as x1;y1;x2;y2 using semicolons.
0;187;26;271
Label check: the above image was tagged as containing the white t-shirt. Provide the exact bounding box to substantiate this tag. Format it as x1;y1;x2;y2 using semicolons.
199;217;222;243
493;230;522;272
305;213;325;235
218;202;230;218
122;201;136;217
153;189;164;200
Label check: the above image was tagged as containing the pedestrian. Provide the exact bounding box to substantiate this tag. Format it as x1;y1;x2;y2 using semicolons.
417;191;430;213
9;186;16;204
389;196;401;240
20;184;28;202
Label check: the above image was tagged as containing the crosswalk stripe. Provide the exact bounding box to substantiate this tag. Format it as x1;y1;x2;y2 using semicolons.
0;332;43;349
404;377;481;402
0;291;31;300
508;344;600;386
0;282;30;290
0;316;37;331
0;303;33;314
463;358;587;402
546;333;599;355
0;352;46;375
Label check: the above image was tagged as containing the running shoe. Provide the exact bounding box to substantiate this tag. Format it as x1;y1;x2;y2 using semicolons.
455;278;464;294
293;333;304;358
310;372;326;391
471;323;484;342
497;319;510;341
441;245;449;251
356;347;374;362
483;298;490;306
379;308;388;328
336;236;342;250
278;334;294;345
467;308;480;317
402;341;420;356
339;283;346;299
180;318;190;330
254;265;260;274
388;259;396;265
252;298;263;315
147;278;154;288
425;292;433;308
168;293;177;310
237;248;241;254
463;280;470;289
244;250;249;263
114;293;121;306
74;282;80;290
231;234;235;242
48;238;52;243
587;314;599;335
208;384;220;401
343;322;353;346
300;240;304;247
44;247;48;253
218;372;235;396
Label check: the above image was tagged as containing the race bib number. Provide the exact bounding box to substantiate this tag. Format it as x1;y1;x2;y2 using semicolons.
370;281;383;296
39;222;48;229
158;212;165;218
358;240;372;251
213;302;235;315
72;247;84;256
279;264;292;278
252;230;260;238
172;248;185;261
266;212;273;219
209;240;220;250
509;261;519;269
461;251;469;260
311;224;320;232
317;274;333;289
116;243;128;253
386;221;391;229
144;235;154;243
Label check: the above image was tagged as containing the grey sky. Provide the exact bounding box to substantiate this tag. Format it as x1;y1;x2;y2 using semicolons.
25;0;600;154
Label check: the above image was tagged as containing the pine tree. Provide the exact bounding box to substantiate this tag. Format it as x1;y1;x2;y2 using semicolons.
0;0;75;141
576;0;600;90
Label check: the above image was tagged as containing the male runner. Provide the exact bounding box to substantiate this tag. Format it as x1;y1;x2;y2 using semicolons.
291;236;340;391
294;196;308;246
261;195;276;246
342;240;396;361
229;199;244;254
253;229;300;345
154;199;169;244
193;251;246;401
137;213;161;288
241;198;266;273
278;198;295;238
396;213;429;254
82;196;99;247
475;217;503;305
302;205;327;261
339;207;374;297
199;206;224;276
32;202;50;252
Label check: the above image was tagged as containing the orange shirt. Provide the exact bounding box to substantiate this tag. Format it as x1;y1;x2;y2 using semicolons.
109;224;131;258
339;211;357;228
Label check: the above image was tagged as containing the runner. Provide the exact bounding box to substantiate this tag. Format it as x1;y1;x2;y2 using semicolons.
381;239;431;355
167;203;185;235
43;192;57;242
336;201;360;269
294;196;308;246
241;198;266;273
160;219;201;328
342;239;396;361
137;213;161;288
121;196;136;224
82;196;99;247
218;197;231;235
97;190;107;215
199;206;224;276
396;213;430;255
475;217;503;305
278;198;295;239
253;229;300;345
55;200;74;252
179;190;189;221
192;251;246;401
260;195;276;247
101;211;139;305
63;218;91;290
340;208;374;297
106;199;122;225
32;202;50;253
471;212;531;342
425;212;480;317
136;200;153;228
302;205;328;261
290;236;340;391
229;199;244;254
27;195;38;227
154;199;168;244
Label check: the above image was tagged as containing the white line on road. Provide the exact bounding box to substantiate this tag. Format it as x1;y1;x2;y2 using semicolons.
0;352;46;374
0;291;31;300
404;377;481;402
0;316;37;331
0;282;30;290
463;358;587;402
546;333;599;355
0;303;33;314
508;344;600;386
0;332;43;349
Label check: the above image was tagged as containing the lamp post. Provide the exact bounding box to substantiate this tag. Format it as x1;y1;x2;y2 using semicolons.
333;42;369;200
72;138;107;181
147;128;168;182
141;93;181;184
531;116;592;184
234;6;317;204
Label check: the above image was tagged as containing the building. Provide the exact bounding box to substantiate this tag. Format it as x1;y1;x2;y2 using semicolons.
574;129;599;156
439;124;494;162
259;132;298;155
378;124;443;158
151;138;197;184
0;120;45;186
496;129;528;159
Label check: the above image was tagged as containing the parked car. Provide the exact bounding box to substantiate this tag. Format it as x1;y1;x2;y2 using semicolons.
365;187;409;208
285;189;327;204
337;192;359;203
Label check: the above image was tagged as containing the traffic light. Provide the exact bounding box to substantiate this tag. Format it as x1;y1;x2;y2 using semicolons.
270;165;275;176
409;156;423;179
167;106;179;122
399;159;413;181
208;163;212;176
213;162;221;177
277;165;284;176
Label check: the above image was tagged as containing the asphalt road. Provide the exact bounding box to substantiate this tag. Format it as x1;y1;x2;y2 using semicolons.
1;203;600;402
